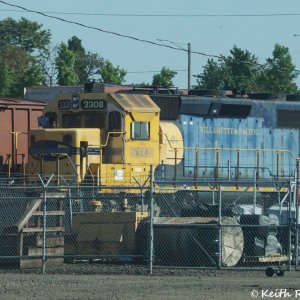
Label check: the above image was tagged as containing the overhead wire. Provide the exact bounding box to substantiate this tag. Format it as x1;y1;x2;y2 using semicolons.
127;70;187;74
0;0;221;59
1;9;300;17
0;1;299;74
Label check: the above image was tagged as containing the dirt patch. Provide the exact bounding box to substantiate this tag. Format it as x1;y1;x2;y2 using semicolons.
0;264;299;300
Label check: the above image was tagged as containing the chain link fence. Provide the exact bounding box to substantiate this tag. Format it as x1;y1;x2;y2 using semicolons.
151;179;298;273
0;173;299;274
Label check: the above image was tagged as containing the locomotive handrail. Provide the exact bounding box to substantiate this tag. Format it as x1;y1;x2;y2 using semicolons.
159;132;300;161
192;165;295;179
86;165;95;186
160;131;299;183
189;147;300;160
38;152;78;177
100;131;125;147
5;153;26;179
159;132;176;149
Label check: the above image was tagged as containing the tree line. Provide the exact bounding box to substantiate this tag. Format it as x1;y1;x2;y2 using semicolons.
0;17;299;98
0;17;128;97
195;45;299;94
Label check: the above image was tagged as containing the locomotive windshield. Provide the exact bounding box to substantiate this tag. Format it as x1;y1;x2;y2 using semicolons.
62;114;81;128
108;111;121;132
84;112;105;128
62;112;105;128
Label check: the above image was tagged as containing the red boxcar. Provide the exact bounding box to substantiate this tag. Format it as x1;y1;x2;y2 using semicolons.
0;98;46;174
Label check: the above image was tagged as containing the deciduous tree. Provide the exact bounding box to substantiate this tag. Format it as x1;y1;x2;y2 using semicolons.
99;60;127;84
67;36;104;83
194;44;299;93
55;42;79;85
258;44;298;93
195;46;261;92
0;17;51;53
0;17;50;96
152;67;177;87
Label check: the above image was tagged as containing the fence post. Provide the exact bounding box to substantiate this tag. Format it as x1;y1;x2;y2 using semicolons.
149;165;154;275
296;217;299;271
68;188;73;229
294;177;299;270
288;181;292;271
296;161;300;270
218;185;222;269
42;186;47;274
253;169;257;213
38;174;54;274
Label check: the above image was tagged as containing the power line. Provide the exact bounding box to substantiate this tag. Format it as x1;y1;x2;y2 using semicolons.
0;1;219;59
127;69;187;74
1;8;300;18
0;1;299;74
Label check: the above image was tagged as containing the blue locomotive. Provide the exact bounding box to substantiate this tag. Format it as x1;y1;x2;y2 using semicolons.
151;91;300;186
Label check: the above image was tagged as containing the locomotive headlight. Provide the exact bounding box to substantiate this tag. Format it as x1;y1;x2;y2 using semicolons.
72;95;80;109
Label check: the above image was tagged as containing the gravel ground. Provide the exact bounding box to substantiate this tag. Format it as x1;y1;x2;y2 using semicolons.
0;264;299;300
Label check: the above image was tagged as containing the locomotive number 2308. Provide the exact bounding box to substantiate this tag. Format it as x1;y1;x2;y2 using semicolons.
81;100;107;110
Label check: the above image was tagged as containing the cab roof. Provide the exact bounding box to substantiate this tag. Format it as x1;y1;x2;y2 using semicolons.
109;93;160;113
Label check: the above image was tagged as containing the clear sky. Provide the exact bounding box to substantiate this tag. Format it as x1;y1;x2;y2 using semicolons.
1;0;300;89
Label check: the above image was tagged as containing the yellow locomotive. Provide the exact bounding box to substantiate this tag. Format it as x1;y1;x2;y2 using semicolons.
28;91;183;188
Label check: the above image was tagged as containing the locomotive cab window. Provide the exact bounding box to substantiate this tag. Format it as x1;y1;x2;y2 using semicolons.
109;111;121;131
44;112;57;128
109;111;122;137
131;122;150;140
84;112;105;128
62;114;81;128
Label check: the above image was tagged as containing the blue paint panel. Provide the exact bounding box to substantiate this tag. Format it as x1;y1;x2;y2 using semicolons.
263;128;273;178
181;116;194;177
180;114;299;181
280;129;299;177
198;118;212;177
240;118;255;179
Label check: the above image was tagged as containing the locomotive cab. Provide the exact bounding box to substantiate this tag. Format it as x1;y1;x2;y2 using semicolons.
28;92;161;187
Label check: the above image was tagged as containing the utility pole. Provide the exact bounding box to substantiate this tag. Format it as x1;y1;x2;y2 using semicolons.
157;39;192;90
188;43;191;90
